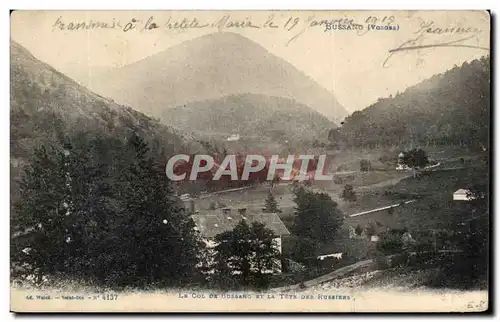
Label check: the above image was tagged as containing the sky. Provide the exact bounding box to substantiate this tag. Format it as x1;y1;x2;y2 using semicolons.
10;10;490;112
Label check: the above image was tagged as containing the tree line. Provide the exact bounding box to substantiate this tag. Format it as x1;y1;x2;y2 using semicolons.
11;132;346;290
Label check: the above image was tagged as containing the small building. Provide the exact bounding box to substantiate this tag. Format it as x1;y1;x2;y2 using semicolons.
312;243;347;270
317;253;343;260
396;152;412;171
226;134;240;141
453;189;475;201
396;164;412;171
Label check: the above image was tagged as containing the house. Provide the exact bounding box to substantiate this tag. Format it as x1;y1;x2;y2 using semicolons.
191;207;290;273
310;242;347;270
396;151;412;171
453;189;475;201
226;134;240;141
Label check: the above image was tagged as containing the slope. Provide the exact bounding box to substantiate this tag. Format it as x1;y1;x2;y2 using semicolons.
163;93;335;143
336;57;490;148
10;40;210;204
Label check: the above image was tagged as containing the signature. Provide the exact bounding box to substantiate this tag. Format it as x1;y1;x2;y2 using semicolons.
50;14;365;46
383;20;489;68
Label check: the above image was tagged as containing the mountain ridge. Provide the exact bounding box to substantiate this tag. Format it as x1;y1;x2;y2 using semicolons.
89;32;347;123
164;92;335;142
334;57;490;148
10;40;211;205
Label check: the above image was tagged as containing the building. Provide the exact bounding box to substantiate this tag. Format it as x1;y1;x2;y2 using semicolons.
226;134;240;141
453;189;475;201
191;207;290;273
396;151;412;171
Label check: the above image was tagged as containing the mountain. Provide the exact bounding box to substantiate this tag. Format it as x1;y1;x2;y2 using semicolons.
89;32;347;124
332;57;490;149
164;93;335;143
10;41;210;202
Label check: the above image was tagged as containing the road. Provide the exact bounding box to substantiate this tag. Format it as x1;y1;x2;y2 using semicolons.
271;248;464;293
271;259;374;292
349;199;416;218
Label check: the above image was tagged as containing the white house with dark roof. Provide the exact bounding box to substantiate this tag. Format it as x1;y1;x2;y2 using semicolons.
453;189;476;201
191;206;290;273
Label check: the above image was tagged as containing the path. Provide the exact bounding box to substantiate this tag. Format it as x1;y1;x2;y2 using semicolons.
271;259;374;293
357;174;413;192
271;248;464;293
349;199;416;218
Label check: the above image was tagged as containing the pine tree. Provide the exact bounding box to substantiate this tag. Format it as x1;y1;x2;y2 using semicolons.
292;186;344;244
12;131;206;288
64;134;121;283
264;192;280;213
12;133;122;284
341;184;357;202
12;142;73;283
108;132;204;287
213;220;280;288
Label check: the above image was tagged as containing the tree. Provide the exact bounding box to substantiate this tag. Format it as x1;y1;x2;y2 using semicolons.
12;132;205;288
109;132;204;287
264;192;280;213
289;237;316;264
292;186;344;244
337;56;490;149
212;220;280;288
341;184;357;202
377;229;405;255
12;132;123;284
360;159;372;172
441;156;489;288
401;149;429;169
366;222;378;237
12;143;72;284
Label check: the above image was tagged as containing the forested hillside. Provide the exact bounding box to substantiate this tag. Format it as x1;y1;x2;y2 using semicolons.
331;56;490;149
164;93;335;143
10;41;212;207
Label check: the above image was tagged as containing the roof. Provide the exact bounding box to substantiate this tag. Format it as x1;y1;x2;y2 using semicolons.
191;211;290;238
454;189;471;194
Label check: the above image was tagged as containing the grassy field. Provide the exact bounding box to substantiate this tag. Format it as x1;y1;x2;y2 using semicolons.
191;147;484;266
280;161;482;263
344;167;479;231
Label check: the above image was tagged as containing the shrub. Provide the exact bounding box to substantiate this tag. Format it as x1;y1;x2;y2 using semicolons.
360;159;372;172
341;184;357;202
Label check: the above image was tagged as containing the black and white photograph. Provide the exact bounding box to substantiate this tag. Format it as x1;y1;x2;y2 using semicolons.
9;10;491;312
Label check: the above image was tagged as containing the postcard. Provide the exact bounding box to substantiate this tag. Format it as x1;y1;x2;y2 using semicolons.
10;10;490;313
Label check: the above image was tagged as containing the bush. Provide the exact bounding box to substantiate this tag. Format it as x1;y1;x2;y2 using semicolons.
374;256;390;270
379;155;396;165
377;230;404;255
360;159;372;172
341;184;357;202
391;252;410;268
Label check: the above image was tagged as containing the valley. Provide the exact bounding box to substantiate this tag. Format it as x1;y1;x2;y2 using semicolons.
9;27;490;298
